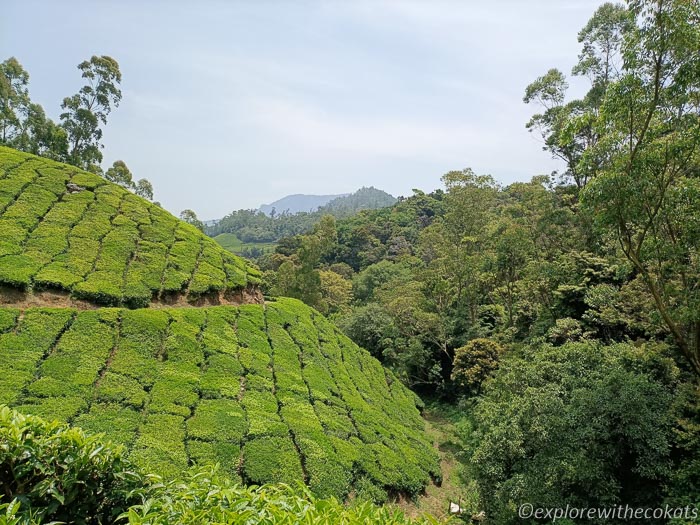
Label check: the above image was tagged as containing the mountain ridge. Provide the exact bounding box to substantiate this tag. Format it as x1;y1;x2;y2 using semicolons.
260;193;349;216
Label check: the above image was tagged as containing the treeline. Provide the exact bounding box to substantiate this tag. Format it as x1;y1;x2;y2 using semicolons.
208;187;396;243
261;174;596;387
260;0;700;520
0;56;154;201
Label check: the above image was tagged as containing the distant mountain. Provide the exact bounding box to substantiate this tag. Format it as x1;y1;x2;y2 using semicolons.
260;193;349;216
320;187;397;217
209;187;397;246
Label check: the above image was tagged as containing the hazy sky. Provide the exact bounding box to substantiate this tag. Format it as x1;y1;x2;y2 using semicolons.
2;0;605;219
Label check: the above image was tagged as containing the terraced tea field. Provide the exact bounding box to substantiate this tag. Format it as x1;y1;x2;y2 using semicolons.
0;298;439;498
0;147;261;307
0;146;441;501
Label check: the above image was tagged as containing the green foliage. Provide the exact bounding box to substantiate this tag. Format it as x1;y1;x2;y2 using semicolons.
60;56;122;169
179;209;204;231
0;58;68;160
105;159;133;188
187;398;247;442
0;146;256;306
0;301;439;499
470;341;681;523
0;308;75;405
450;339;504;396
0;407;442;525
133;179;153;201
130;413;188;479
242;437;304;485
0;405;141;524
529;0;700;377
128;468;444;525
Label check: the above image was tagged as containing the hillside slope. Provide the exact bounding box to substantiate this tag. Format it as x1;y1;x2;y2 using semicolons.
0;297;439;498
0;145;441;501
0;147;261;308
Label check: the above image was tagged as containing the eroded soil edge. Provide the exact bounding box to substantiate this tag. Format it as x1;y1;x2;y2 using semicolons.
0;284;264;310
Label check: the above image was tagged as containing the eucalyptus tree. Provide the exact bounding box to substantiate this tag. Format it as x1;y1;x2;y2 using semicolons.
524;3;633;188
60;56;122;171
581;0;700;376
0;57;30;145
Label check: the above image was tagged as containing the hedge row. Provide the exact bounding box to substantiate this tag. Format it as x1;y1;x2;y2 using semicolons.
1;299;439;499
0;146;260;306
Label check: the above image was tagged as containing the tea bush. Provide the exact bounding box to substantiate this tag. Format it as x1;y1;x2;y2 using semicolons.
0;299;440;499
0;147;258;306
0;406;446;524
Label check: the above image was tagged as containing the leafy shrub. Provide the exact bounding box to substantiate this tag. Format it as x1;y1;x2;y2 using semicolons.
0;146;258;307
0;405;141;524
187;399;247;442
354;475;389;505
127;469;444;525
73;403;141;445
241;436;304;485
130;413;188;479
186;440;241;481
0;309;75;405
1;405;445;524
0;301;440;498
450;338;504;395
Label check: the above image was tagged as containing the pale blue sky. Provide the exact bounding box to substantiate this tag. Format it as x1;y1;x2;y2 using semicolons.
2;1;604;219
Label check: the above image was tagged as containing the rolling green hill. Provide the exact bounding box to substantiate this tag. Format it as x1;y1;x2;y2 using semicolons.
0;298;439;498
0;145;440;501
0;147;261;307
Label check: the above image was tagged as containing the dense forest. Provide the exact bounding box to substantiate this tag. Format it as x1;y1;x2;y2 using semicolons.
253;0;700;520
0;0;699;523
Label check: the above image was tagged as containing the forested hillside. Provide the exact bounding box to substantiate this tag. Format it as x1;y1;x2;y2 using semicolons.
208;187;396;247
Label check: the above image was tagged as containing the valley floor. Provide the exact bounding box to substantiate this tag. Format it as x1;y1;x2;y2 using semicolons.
394;405;479;521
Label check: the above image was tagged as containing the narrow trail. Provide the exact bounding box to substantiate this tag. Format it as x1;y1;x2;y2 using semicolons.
393;408;479;521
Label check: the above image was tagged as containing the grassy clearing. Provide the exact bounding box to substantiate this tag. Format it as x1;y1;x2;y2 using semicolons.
213;232;276;256
394;403;481;522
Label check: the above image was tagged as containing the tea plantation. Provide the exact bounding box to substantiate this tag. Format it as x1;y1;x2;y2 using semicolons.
0;297;440;499
0;147;261;307
0;145;441;504
0;406;441;524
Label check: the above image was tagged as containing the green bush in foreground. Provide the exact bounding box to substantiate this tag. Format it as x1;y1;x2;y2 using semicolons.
0;406;445;525
0;405;141;524
122;471;446;525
